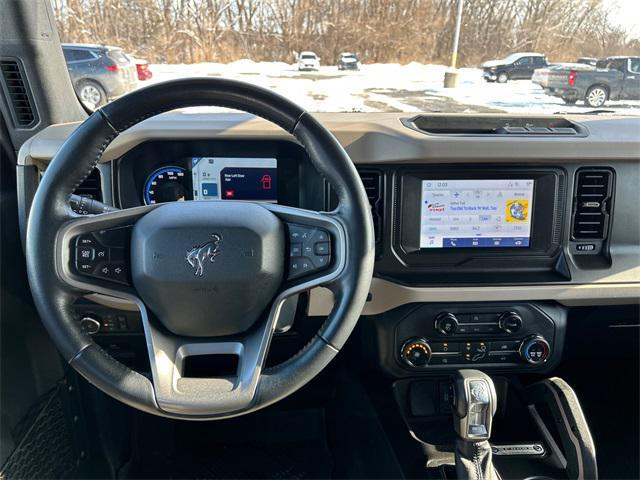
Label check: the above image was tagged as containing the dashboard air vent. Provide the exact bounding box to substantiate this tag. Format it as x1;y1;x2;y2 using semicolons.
571;168;613;239
74;168;103;201
358;170;383;243
0;59;37;128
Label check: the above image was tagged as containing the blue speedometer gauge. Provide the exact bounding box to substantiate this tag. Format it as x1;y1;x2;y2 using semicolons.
143;166;188;205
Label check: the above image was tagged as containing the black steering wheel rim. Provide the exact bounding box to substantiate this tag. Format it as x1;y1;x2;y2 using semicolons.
25;78;374;419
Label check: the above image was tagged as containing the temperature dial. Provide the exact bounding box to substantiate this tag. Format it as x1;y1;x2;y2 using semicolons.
519;336;551;364
401;338;432;367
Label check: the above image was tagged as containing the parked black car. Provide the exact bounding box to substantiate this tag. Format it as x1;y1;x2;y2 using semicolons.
532;56;640;107
62;43;138;107
482;52;548;83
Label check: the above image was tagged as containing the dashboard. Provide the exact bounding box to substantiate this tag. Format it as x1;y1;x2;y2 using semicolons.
17;112;640;317
15;111;639;375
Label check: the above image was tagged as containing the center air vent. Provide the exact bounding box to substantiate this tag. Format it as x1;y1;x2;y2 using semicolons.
358;170;383;243
571;168;613;239
0;59;37;128
74;168;103;201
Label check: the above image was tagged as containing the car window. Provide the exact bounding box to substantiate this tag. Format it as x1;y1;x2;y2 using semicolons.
515;57;531;66
63;48;94;62
533;57;545;66
107;49;130;65
608;59;627;72
628;59;640;74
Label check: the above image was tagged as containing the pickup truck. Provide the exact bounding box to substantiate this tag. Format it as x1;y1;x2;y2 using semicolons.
482;52;548;83
532;56;640;107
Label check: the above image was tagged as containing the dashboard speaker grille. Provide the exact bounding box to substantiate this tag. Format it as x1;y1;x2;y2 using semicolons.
0;59;37;128
571;168;613;240
358;169;383;243
74;168;103;201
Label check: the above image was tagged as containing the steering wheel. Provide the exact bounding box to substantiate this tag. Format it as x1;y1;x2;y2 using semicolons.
25;79;374;419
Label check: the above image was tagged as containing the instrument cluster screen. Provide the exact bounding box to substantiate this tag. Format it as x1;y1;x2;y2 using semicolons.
191;157;277;202
420;179;534;248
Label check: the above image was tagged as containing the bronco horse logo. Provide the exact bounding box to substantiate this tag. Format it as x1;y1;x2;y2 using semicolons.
186;234;222;276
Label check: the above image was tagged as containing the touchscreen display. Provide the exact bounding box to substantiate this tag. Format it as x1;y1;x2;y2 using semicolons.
191;157;277;202
420;179;534;248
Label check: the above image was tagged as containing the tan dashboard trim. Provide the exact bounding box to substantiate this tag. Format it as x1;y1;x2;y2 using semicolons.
87;279;639;316
307;278;640;316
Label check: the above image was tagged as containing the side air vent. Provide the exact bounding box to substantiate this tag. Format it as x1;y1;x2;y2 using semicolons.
74;168;103;202
571;168;613;240
0;59;37;128
358;170;383;243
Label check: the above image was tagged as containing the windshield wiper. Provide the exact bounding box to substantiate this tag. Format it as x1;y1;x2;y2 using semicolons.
553;109;616;115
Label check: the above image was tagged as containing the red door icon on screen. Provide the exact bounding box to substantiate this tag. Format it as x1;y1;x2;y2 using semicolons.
261;175;272;190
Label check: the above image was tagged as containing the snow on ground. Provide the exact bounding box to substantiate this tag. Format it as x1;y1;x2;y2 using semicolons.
142;60;640;115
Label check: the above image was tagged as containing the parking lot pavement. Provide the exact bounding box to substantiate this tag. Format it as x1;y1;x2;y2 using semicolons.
144;61;640;115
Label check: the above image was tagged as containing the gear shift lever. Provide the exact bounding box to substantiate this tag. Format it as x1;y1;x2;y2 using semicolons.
452;370;499;480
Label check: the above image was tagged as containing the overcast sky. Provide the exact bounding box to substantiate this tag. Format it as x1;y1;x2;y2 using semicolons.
605;0;640;37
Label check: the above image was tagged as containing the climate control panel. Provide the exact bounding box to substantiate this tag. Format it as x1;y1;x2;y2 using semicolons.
401;335;551;367
394;303;564;372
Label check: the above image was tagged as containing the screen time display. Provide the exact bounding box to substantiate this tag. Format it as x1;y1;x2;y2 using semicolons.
191;157;277;202
420;179;534;248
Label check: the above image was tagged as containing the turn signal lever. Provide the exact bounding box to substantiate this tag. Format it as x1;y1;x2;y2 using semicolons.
452;369;499;480
69;194;119;215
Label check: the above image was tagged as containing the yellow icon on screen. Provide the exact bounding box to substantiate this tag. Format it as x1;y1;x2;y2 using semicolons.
506;200;529;222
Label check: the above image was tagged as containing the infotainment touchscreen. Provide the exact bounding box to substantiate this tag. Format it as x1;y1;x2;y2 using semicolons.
420;179;534;248
191;157;277;202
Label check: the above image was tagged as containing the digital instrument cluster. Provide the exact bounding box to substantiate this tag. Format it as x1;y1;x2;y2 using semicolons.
143;157;278;205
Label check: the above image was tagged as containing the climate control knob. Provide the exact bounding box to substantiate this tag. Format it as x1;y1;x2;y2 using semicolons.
519;336;551;364
499;311;523;333
435;312;459;335
401;338;432;367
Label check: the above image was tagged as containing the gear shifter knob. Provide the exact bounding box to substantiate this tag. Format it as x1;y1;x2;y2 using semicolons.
452;369;497;441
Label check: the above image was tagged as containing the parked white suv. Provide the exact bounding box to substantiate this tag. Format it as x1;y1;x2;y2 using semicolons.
297;51;320;71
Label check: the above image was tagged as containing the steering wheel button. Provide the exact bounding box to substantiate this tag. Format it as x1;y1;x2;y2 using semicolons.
314;241;330;255
311;254;329;268
77;246;95;262
313;231;329;242
290;243;302;257
303;244;313;255
77;262;94;272
95;246;108;260
76;234;97;246
97;264;112;278
113;263;126;276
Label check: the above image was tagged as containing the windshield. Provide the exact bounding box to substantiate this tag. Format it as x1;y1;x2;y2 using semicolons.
53;0;640;115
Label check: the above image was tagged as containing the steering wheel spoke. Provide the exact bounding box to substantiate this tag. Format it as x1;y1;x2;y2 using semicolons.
55;205;157;296
265;204;347;289
139;298;290;417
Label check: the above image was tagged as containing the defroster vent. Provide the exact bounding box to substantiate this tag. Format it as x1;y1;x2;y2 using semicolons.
571;168;613;240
